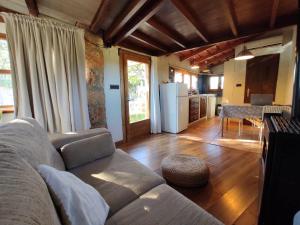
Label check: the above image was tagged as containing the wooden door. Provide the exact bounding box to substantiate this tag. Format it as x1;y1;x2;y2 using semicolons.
120;50;151;142
244;54;280;103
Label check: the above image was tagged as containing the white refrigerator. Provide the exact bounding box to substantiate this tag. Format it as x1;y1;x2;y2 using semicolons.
160;83;189;133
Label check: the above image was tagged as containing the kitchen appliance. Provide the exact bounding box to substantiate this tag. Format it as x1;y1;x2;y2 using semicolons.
160;83;189;133
259;115;300;225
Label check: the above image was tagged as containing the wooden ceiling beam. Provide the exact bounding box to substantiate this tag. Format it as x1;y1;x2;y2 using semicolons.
104;0;148;41
25;0;39;16
222;0;238;36
200;49;235;66
130;30;169;52
111;0;164;45
119;38;161;56
90;0;110;33
168;12;298;56
170;0;208;42
179;46;212;61
199;49;235;67
195;48;233;65
193;38;250;65
270;0;280;28
146;16;187;48
188;44;225;63
207;53;235;67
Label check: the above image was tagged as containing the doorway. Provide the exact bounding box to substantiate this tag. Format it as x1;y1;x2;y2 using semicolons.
120;50;151;142
244;54;280;103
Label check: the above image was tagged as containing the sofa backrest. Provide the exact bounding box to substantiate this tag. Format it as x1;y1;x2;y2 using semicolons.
0;118;65;170
0;146;62;225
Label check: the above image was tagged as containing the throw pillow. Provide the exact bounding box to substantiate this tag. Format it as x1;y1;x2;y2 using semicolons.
38;165;109;225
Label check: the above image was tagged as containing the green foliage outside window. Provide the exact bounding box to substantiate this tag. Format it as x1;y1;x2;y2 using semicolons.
0;40;10;70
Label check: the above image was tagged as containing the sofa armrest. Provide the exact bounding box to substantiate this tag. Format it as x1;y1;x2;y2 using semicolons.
61;133;116;170
294;211;300;225
48;128;110;149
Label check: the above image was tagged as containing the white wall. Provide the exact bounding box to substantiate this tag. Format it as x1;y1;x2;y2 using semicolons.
103;47;123;142
157;54;198;83
223;60;247;104
210;64;224;74
223;26;297;105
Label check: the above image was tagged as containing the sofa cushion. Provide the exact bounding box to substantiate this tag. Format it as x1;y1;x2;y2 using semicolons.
0;146;62;225
0;118;65;170
49;128;109;149
105;184;224;225
61;133;116;169
69;149;165;216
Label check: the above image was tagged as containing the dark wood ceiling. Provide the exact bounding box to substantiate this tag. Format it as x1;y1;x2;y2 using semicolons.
1;0;299;69
90;0;298;68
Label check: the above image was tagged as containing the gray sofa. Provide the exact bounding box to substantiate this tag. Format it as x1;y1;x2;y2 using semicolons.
0;118;223;225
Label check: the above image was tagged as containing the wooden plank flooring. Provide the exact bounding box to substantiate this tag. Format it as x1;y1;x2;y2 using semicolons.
119;118;261;225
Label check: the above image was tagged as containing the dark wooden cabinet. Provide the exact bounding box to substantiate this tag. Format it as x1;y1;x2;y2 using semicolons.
244;54;279;103
189;97;199;123
200;96;207;118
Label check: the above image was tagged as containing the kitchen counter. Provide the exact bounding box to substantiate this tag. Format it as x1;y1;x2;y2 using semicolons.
188;94;217;124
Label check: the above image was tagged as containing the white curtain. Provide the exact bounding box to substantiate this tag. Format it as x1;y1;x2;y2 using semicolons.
150;57;161;133
2;13;90;133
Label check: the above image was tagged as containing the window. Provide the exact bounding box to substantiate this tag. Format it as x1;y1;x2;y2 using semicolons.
174;71;183;83
221;76;224;89
183;74;191;89
191;75;198;89
209;75;224;91
209;76;219;90
171;67;198;90
0;34;14;112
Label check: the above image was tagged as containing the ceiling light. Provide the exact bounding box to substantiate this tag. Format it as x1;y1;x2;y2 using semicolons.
191;65;199;69
202;69;210;73
234;46;254;60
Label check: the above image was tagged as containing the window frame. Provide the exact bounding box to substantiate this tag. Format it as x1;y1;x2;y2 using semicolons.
0;33;14;113
172;67;198;90
208;75;224;92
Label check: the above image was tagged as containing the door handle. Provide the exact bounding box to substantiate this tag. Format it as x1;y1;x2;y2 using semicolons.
247;88;250;98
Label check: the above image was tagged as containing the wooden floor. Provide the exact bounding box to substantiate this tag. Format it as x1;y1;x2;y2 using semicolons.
119;118;262;225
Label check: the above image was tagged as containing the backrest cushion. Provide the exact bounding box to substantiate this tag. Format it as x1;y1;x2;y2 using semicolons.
49;128;110;149
0;146;62;225
0;118;65;170
61;133;116;170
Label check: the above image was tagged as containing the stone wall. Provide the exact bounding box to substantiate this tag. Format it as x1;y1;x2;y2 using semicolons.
85;32;106;128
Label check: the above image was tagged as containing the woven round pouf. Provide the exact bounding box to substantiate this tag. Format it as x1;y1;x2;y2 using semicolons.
161;154;209;188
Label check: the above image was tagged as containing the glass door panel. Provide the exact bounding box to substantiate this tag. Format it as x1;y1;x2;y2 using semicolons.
127;60;150;124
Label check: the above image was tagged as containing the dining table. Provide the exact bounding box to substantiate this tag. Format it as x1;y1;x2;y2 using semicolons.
219;104;291;137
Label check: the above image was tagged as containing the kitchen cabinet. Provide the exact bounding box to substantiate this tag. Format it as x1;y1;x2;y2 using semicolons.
200;96;207;118
189;97;199;123
188;94;216;124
